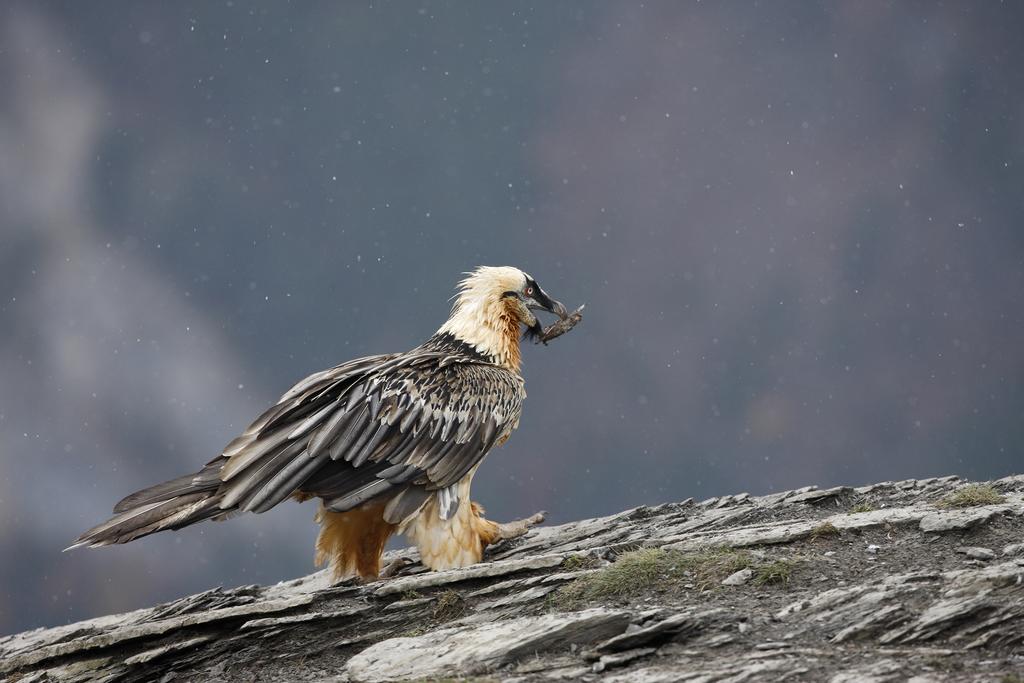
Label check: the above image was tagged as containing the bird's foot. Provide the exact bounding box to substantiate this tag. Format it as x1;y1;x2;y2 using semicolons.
494;510;546;540
379;556;415;579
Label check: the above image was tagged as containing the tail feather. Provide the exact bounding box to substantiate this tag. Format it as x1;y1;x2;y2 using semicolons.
112;460;224;513
68;471;227;551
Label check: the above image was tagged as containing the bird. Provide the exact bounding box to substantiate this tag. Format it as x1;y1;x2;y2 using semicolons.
69;266;570;582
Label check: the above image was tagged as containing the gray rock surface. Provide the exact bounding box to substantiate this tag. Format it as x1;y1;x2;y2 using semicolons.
345;609;631;682
2;475;1023;682
956;546;996;560
721;568;753;586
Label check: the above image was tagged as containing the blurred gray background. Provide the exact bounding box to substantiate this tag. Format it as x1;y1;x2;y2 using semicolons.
2;1;1022;635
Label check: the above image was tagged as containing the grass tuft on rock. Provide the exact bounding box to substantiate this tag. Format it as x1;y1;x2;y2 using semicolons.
561;547;680;602
752;559;795;585
551;546;797;609
848;502;876;514
937;484;1005;509
809;521;841;539
560;554;599;571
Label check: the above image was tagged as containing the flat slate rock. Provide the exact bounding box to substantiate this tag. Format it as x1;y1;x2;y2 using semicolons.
344;608;631;682
3;474;1023;682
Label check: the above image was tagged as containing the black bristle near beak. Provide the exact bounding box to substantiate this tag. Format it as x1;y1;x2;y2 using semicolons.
523;318;545;344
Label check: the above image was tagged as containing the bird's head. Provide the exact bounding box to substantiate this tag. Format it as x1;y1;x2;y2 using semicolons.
438;266;567;371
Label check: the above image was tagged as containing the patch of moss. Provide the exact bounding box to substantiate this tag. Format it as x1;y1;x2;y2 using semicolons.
809;521;841;539
431;589;468;622
552;546;760;609
937;484;1005;509
848;502;875;514
400;589;423;601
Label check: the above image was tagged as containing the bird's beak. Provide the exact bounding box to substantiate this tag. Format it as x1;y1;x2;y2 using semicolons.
549;299;569;319
526;288;569;320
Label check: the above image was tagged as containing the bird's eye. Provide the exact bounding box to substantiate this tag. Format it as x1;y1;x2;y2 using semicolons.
525;286;534;296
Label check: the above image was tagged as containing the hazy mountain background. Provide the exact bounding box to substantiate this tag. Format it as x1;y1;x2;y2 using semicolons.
2;1;1022;635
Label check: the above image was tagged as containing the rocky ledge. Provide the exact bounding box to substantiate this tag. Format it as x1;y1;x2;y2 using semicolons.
3;475;1024;682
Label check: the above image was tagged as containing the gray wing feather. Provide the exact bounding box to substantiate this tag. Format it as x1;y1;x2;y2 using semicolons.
382;486;432;525
244;451;329;514
307;403;355;455
287;402;337;440
329;406;370;460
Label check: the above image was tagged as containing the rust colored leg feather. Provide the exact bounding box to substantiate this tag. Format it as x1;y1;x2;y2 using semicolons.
314;501;397;581
472;502;502;548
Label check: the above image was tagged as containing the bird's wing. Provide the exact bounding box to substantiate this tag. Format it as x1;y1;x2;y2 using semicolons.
110;352;396;514
210;347;525;519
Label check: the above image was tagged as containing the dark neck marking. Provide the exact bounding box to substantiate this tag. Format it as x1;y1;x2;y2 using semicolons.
425;332;498;363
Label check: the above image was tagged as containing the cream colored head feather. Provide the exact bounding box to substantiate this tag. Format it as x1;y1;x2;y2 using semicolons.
437;266;534;371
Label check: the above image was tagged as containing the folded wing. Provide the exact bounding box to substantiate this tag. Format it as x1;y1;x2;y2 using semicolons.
71;344;525;549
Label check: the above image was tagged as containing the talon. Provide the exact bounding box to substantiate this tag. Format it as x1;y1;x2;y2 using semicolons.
379;556;414;579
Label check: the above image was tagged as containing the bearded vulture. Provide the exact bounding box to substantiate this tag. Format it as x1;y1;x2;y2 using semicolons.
70;266;570;580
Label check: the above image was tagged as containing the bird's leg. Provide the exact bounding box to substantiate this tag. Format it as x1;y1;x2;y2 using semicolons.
493;511;546;540
315;502;397;583
473;502;546;548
